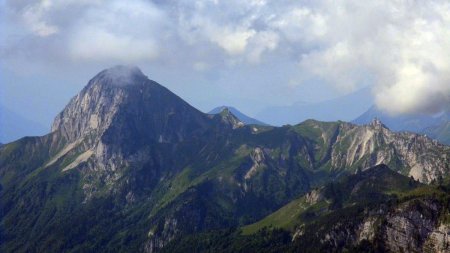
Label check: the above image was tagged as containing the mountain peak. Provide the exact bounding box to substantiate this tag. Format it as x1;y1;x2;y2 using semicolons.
213;107;244;129
369;117;388;130
91;65;147;87
52;66;209;143
219;106;231;115
208;106;268;126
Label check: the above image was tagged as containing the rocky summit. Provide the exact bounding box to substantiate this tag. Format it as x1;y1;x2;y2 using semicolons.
1;66;450;253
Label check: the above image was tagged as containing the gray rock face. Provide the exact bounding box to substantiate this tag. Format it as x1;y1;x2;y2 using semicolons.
305;188;324;204
244;147;266;180
327;119;450;183
211;107;245;129
48;69;449;203
50;65;212;200
306;199;448;252
383;200;440;252
3;66;449;253
51;75;127;142
48;84;449;244
424;224;450;252
353;105;450;145
52;65;209;143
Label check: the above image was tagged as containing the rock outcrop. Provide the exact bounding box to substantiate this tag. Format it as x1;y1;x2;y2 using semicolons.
1;66;449;253
304;119;450;183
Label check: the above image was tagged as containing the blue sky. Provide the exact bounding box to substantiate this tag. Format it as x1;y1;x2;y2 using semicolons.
1;0;450;130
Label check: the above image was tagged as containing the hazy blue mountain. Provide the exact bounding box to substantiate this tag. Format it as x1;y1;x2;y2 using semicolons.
256;86;373;126
208;106;268;126
423;121;450;145
0;104;48;143
353;105;442;132
353;105;450;144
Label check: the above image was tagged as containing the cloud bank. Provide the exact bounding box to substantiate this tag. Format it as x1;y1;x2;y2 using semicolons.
2;0;450;115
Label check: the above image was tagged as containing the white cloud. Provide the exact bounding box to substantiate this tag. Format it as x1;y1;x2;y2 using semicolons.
284;0;450;115
247;31;279;63
210;27;256;55
67;0;164;61
21;0;59;37
2;0;450;115
271;7;327;44
69;28;159;62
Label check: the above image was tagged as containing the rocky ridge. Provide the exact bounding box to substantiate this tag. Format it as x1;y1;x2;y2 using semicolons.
0;66;449;253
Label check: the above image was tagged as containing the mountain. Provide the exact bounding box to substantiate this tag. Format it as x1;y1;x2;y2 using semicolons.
424;121;450;145
256;86;373;126
164;165;450;253
0;104;48;143
353;105;448;132
1;66;449;252
208;106;268;126
242;164;421;234
354;105;450;144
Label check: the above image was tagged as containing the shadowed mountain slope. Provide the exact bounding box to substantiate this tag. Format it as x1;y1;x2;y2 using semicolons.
1;66;449;252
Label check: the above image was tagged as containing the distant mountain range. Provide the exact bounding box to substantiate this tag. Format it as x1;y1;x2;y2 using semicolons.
353;105;450;144
424;121;450;145
0;104;48;143
1;66;449;253
256;86;373;126
208;106;268;126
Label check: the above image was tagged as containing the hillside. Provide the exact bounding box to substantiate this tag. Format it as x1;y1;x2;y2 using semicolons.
0;66;449;252
164;165;450;253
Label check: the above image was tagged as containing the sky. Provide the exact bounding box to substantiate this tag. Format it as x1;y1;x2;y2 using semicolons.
1;0;450;131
